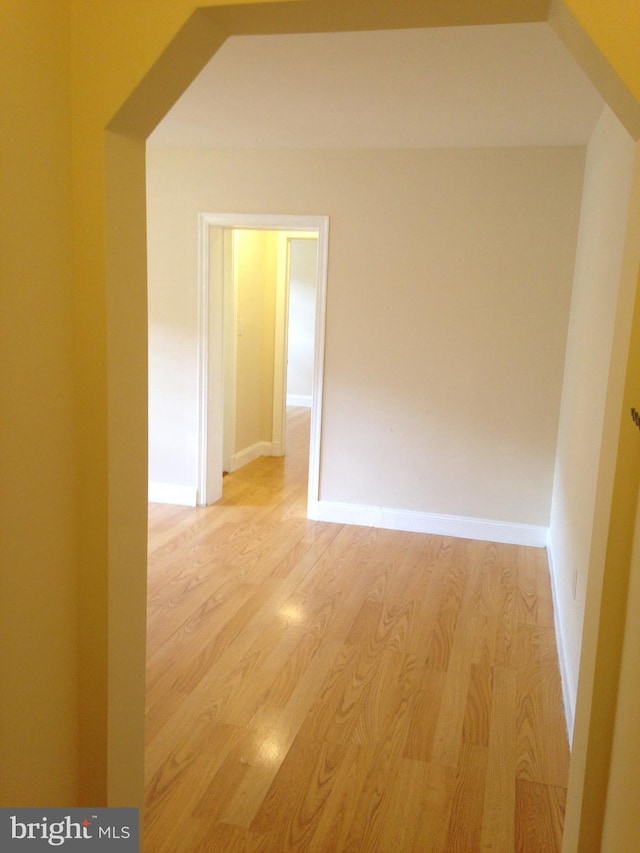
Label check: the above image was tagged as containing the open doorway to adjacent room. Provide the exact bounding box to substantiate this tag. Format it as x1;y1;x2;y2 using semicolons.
147;211;328;514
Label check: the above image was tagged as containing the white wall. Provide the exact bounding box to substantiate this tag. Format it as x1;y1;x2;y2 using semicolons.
548;106;638;736
287;238;317;405
147;146;584;531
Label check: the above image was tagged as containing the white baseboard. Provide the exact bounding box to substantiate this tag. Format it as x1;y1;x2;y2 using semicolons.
148;481;198;507
307;499;548;548
287;394;312;408
229;441;273;472
546;529;576;743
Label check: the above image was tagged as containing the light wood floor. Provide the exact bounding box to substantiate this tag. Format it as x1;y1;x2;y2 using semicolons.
145;407;569;851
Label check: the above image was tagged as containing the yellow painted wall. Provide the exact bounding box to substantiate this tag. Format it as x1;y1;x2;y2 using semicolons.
234;230;276;453
562;141;640;853
70;0;265;807
2;0;639;834
0;0;79;805
262;233;279;442
601;429;640;851
564;0;640;102
549;1;640;140
555;5;640;851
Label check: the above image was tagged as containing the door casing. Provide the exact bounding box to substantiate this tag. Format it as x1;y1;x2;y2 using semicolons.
196;212;329;512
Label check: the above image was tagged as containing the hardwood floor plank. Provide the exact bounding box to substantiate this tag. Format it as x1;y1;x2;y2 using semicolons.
161;816;249;853
516;545;540;626
444;742;489;852
410;761;458;853
341;672;416;853
375;757;429;851
350;650;418;748
144;723;243;851
221;638;344;829
424;541;468;670
306;745;369;852
403;537;456;659
481;666;518;852
403;666;446;762
515;779;566;853
250;738;351;848
493;546;519;669
515;624;570;789
463;663;494;748
430;664;472;768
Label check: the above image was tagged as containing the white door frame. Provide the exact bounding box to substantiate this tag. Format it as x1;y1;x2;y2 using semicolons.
196;212;329;514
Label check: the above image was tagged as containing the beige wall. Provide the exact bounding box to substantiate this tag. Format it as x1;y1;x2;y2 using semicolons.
548;105;638;732
148;225;277;489
287;238;318;400
147;144;584;526
147;202;199;487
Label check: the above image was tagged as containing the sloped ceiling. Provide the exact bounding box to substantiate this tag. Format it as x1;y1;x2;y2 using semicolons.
148;22;603;149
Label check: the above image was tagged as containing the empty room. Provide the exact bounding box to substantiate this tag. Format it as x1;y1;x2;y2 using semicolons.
144;10;640;852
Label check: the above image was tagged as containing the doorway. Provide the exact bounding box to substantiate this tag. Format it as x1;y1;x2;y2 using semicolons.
196;213;329;515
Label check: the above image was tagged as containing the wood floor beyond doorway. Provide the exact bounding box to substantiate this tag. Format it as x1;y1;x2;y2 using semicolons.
145;406;569;852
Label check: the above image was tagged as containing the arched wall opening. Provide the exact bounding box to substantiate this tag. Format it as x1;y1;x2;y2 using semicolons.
100;4;640;849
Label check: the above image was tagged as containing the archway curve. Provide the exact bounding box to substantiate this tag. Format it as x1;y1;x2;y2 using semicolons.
102;5;640;849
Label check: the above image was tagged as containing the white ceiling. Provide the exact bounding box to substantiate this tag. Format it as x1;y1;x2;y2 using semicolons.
148;23;604;149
